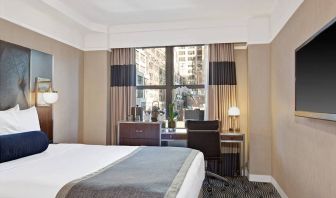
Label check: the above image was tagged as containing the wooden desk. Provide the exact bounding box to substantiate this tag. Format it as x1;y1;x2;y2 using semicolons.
220;132;246;176
117;123;246;176
161;129;246;176
161;128;187;141
161;128;244;141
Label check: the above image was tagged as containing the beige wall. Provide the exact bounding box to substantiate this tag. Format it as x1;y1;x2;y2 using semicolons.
82;51;110;145
0;18;84;143
235;49;248;135
271;0;336;197
247;44;272;175
235;48;249;168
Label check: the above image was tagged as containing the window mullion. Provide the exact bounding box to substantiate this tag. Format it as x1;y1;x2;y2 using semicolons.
165;46;174;113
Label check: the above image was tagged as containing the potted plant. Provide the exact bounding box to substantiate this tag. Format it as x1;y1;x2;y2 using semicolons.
168;103;177;128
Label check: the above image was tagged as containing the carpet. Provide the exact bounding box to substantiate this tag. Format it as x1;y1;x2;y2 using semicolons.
202;176;281;198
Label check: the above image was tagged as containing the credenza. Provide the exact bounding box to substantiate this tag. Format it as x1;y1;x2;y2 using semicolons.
118;121;161;146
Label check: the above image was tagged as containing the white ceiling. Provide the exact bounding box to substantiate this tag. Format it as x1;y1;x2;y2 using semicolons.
56;0;277;26
0;0;304;50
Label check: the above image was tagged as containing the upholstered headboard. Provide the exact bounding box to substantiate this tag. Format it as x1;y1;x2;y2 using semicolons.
0;41;31;110
0;40;54;142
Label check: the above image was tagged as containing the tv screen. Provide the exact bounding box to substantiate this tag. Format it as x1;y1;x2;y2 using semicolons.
295;18;336;120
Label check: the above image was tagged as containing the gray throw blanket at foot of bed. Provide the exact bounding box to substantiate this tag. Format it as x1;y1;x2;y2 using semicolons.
56;146;199;198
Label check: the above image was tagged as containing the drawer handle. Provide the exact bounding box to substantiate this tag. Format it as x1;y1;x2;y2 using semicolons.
135;130;143;133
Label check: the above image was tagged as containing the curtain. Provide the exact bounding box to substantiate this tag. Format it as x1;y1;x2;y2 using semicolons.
110;48;136;144
208;43;238;131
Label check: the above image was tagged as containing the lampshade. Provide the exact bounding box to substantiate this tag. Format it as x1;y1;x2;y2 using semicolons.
43;91;59;104
228;106;240;116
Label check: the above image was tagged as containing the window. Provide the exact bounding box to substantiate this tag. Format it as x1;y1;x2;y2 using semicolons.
188;51;195;55
172;88;205;110
136;89;166;111
137;89;144;98
136;46;205;113
197;55;202;62
137;75;144;85
135;48;166;86
178;57;186;62
174;47;204;85
179;51;185;55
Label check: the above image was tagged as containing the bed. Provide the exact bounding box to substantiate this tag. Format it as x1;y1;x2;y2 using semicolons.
0;41;205;198
0;143;205;198
0;107;204;198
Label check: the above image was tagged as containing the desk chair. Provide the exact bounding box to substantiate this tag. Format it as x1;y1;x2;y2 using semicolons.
186;120;230;188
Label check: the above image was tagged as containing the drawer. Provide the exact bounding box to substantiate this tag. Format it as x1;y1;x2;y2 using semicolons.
119;123;135;138
119;123;160;139
134;124;160;139
161;133;187;140
221;134;244;141
119;138;160;146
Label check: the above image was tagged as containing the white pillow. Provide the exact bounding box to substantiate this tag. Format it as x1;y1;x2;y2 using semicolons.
1;104;20;112
0;110;19;134
0;106;41;135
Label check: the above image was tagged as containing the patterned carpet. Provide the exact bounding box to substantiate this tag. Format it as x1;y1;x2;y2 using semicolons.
202;176;281;198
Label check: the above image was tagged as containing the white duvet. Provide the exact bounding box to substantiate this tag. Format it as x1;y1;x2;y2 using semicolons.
0;144;205;198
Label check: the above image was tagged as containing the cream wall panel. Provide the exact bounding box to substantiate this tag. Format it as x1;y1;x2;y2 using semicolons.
271;0;336;197
82;51;110;145
247;44;272;175
235;49;249;166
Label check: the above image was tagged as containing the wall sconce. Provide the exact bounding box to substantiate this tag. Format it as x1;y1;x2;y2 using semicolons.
228;106;240;132
35;77;58;106
43;88;59;104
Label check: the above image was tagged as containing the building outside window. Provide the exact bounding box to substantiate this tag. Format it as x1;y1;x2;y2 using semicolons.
135;46;205;116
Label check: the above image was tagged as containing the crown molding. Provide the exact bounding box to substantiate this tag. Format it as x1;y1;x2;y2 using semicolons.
270;0;304;42
0;16;83;50
0;0;304;51
41;0;108;33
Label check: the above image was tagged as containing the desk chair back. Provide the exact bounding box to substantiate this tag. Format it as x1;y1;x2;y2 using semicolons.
186;120;221;159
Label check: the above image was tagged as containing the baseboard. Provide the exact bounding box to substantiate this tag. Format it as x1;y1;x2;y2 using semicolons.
249;174;288;198
270;177;288;198
248;174;272;182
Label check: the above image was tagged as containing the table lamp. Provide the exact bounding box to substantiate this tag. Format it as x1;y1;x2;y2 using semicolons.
228;106;240;132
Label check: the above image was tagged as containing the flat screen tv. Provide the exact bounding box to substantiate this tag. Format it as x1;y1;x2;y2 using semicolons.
295;18;336;121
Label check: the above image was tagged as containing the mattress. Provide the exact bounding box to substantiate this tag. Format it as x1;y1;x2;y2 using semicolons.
0;144;205;198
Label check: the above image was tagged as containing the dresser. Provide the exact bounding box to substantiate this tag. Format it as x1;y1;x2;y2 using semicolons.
118;122;161;146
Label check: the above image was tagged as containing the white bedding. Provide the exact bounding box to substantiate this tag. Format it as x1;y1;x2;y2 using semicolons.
0;144;205;198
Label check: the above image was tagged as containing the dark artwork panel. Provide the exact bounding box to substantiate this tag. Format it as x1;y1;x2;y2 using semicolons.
0;41;30;110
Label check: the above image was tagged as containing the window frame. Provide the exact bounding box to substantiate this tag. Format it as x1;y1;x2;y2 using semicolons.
136;45;205;111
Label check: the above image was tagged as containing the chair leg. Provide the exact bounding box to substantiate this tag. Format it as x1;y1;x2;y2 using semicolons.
206;171;230;186
206;176;212;194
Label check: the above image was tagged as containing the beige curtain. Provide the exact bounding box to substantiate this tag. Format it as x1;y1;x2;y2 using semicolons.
110;48;136;144
208;43;238;131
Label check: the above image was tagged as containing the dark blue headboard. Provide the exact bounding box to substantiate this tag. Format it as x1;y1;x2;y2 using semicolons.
0;40;31;110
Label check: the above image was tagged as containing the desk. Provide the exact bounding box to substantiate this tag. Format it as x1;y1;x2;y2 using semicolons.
118;122;246;176
220;133;246;176
161;129;246;176
161;128;187;141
